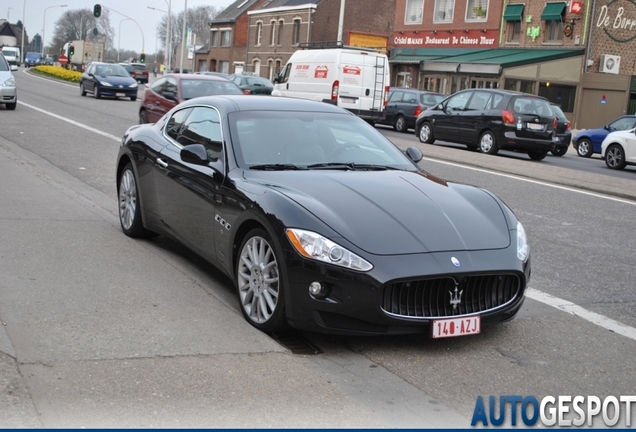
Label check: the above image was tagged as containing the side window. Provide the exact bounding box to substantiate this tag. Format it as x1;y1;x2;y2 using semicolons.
165;108;193;142
609;117;635;131
150;77;166;94
177;107;223;162
164;77;177;96
491;94;505;109
466;91;491;110
402;92;417;103
447;92;471;110
389;91;404;103
280;63;291;83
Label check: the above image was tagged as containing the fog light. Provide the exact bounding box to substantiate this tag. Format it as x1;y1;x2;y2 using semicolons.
308;281;323;296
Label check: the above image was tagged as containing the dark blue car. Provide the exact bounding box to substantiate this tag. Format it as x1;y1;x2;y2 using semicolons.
79;62;139;101
574;115;636;157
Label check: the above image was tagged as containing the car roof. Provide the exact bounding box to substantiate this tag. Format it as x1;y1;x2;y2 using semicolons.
164;73;231;82
178;94;353;115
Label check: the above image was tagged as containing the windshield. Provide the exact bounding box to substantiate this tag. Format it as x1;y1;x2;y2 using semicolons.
229;111;418;170
0;54;8;71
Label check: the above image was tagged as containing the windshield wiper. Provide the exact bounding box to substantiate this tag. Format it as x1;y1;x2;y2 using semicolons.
250;164;307;171
307;163;399;171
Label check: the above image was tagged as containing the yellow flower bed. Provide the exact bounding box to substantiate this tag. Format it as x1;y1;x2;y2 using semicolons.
33;65;83;83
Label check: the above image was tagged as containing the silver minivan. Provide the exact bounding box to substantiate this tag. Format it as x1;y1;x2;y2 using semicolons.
0;52;17;110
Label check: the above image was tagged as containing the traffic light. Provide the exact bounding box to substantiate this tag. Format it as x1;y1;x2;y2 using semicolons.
68;44;75;56
139;53;146;63
93;4;102;18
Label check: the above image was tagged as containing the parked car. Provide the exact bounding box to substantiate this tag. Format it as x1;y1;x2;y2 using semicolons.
119;63;137;80
124;63;149;83
228;74;274;95
415;89;557;160
550;103;572;157
573;115;636;158
139;73;243;124
24;52;43;67
376;87;445;133
194;71;229;79
601;128;636;170
0;52;17;110
79;62;138;101
116;95;531;335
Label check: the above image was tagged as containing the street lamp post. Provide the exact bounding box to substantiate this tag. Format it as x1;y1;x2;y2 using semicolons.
118;18;132;62
21;0;27;66
42;4;67;56
179;0;187;73
148;4;171;71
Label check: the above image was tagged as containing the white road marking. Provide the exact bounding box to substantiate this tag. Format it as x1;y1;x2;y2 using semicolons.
526;288;636;341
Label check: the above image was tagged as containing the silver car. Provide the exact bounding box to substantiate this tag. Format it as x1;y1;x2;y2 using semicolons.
0;53;17;110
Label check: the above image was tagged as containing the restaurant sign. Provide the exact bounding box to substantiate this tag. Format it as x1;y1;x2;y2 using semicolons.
393;30;498;48
596;0;636;42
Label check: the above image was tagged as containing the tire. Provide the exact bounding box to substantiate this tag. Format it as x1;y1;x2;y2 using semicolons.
394;115;408;133
236;228;287;333
139;109;148;124
117;163;156;238
576;138;593;158
5;102;16;110
528;151;548;161
417;122;434;144
551;146;568;157
130;96;137;102
479;130;498;155
93;86;101;99
80;83;86;96
605;144;627;170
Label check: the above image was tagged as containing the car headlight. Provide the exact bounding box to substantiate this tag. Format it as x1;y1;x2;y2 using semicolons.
286;228;373;271
1;77;15;87
516;221;529;262
129;82;138;88
99;80;113;86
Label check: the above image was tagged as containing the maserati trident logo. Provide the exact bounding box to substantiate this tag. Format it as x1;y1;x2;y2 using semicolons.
449;285;463;310
451;257;460;267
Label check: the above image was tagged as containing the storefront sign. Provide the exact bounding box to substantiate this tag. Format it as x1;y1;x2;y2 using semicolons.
570;0;583;14
596;1;636;42
393;30;498;48
349;32;388;49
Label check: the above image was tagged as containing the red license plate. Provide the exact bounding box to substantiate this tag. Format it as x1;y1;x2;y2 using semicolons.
432;316;480;339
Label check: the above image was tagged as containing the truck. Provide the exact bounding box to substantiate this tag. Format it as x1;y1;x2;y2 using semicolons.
272;44;390;123
0;47;21;67
62;40;105;71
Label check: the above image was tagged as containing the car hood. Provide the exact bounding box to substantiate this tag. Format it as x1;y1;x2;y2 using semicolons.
97;75;136;85
245;170;511;255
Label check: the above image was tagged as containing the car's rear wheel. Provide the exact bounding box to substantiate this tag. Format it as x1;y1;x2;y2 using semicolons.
576;138;593;157
605;144;627;170
118;163;156;238
528;151;548;161
479;131;498;155
236;229;287;333
394;115;408;133
139;109;148;124
418;122;434;143
80;83;86;96
551;146;568;156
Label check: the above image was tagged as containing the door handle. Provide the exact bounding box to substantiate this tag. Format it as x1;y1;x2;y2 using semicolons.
156;158;168;168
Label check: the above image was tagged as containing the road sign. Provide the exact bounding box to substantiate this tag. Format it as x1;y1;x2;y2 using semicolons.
59;55;68;65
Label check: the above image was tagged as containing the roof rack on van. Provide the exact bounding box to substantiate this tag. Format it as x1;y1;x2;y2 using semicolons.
298;41;384;53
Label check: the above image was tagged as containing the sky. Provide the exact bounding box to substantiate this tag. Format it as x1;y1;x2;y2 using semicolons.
5;0;234;53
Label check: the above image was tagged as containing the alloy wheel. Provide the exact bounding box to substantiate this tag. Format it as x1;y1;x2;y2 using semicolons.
118;169;137;231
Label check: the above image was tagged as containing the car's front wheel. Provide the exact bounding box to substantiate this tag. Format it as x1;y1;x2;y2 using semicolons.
394;115;408;133
236;229;287;333
80;83;86;96
417;122;434;144
479;131;498;155
576;138;593;157
118;163;156;238
93;86;101;99
605;144;627;170
139;109;148;124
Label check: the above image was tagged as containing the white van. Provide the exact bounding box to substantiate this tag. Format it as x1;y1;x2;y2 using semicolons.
272;46;390;123
0;47;21;67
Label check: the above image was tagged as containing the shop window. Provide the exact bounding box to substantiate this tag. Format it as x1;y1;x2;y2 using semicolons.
504;79;535;93
544;20;563;42
507;21;521;42
539;82;575;112
256;22;263;46
293;19;301;44
405;0;424;24
466;0;488;20
434;0;454;22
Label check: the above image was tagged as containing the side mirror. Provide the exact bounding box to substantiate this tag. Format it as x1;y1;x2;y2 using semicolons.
273;74;281;84
181;144;209;165
163;91;178;101
405;146;423;163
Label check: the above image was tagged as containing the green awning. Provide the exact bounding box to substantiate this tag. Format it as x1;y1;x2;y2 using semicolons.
503;4;525;21
541;2;566;20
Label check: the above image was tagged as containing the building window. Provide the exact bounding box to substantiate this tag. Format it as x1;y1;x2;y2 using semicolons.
434;0;454;22
221;30;231;47
219;61;229;74
293;19;301;44
275;59;282;75
253;59;261;76
277;20;284;45
256;22;262;46
505;79;535;93
270;20;276;45
466;0;488;20
405;0;424;24
544;20;563;42
507;21;521;42
268;59;274;81
210;30;219;47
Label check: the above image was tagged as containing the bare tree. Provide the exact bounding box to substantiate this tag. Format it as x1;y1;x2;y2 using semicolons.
50;8;115;54
156;6;221;61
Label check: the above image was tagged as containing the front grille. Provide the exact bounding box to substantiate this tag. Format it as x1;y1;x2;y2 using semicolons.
382;274;521;319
